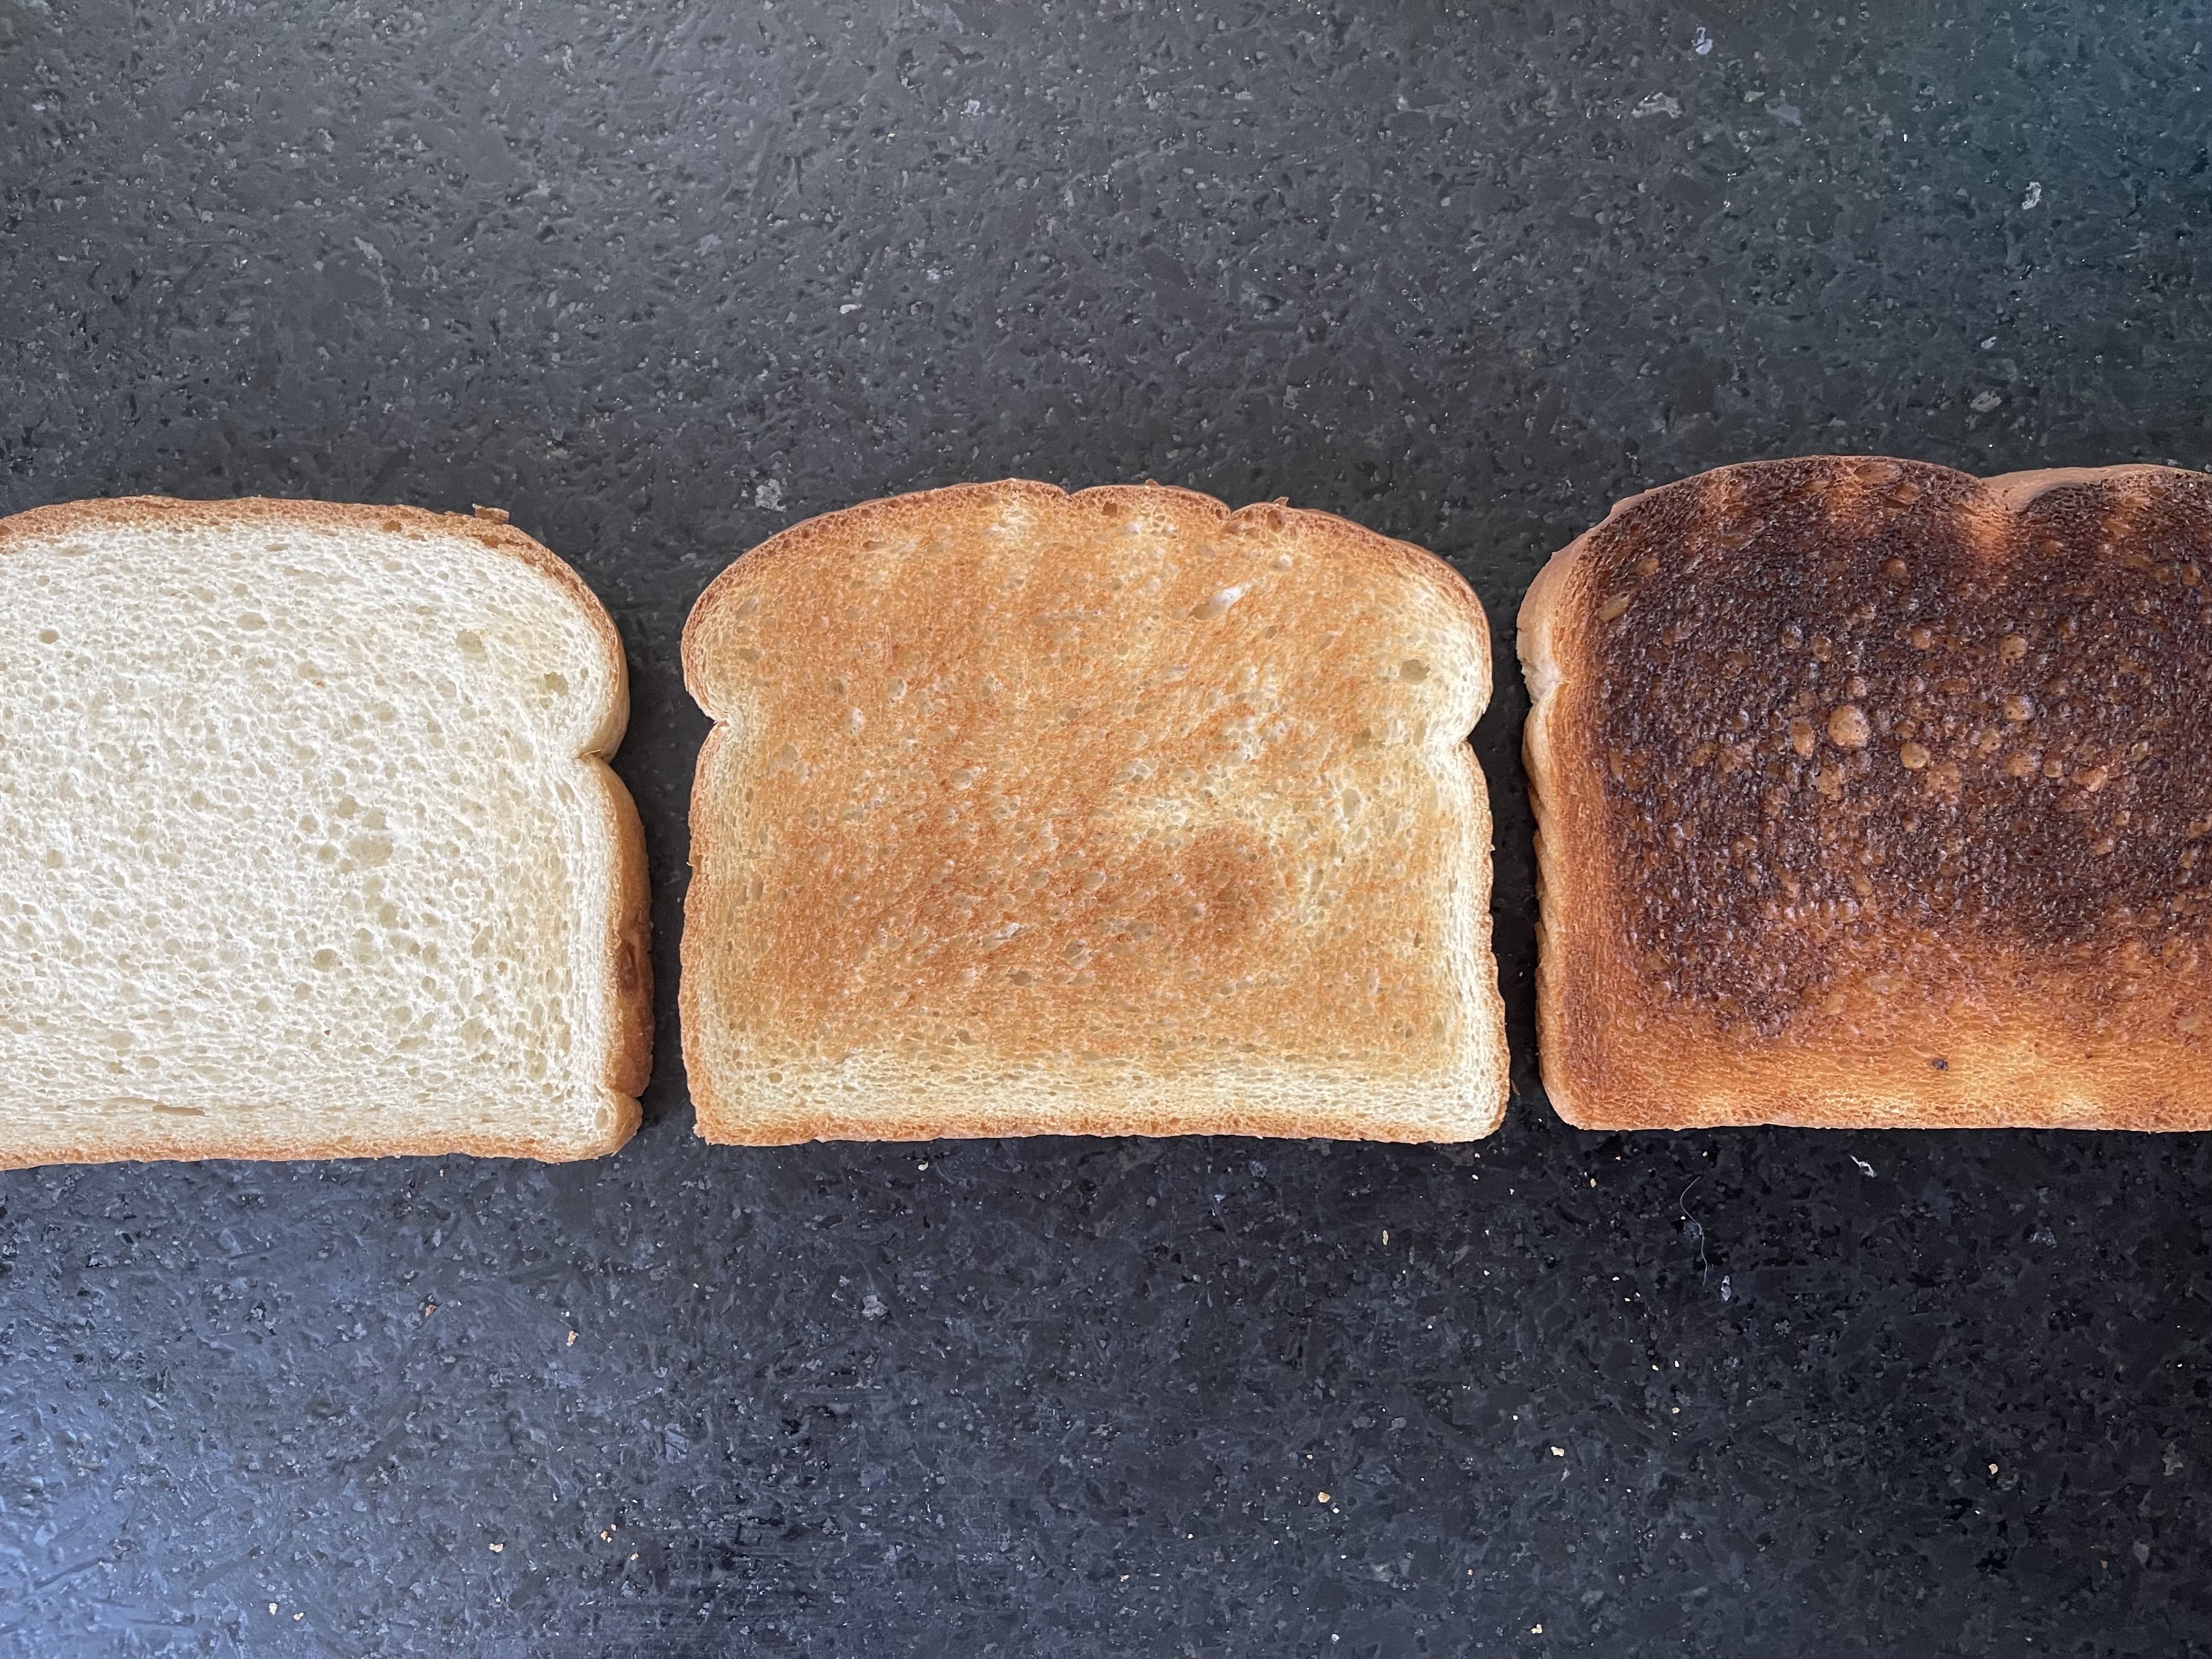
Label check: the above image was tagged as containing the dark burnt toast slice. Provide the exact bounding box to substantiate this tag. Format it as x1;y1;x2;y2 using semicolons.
1519;458;2212;1129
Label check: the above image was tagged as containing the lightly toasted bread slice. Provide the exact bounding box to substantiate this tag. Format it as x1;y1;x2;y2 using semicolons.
1519;456;2212;1130
681;480;1507;1144
0;497;651;1167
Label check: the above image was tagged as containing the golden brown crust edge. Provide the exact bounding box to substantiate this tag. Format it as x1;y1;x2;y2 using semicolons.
1519;485;1640;1130
595;763;655;1114
1516;515;1580;1126
0;495;650;1165
677;722;740;1140
693;1100;1504;1147
1450;737;1513;1140
682;479;1489;714
1518;457;2212;1131
0;1117;636;1173
682;479;1503;1144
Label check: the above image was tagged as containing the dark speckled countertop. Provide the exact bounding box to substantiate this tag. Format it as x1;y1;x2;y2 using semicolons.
2;2;2208;1654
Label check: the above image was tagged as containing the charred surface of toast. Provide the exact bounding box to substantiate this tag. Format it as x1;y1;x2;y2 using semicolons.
1584;462;2203;1035
1579;458;2212;1033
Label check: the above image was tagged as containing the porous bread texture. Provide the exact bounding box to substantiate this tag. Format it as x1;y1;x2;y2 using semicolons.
0;497;650;1167
682;480;1507;1144
1519;457;2212;1131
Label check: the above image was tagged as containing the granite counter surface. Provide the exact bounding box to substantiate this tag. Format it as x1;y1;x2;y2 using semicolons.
1;1;2207;1651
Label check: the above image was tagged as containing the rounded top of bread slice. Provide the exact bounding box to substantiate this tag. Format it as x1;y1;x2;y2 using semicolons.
686;479;1489;729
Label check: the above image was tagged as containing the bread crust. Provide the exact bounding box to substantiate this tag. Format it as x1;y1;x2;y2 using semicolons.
0;495;650;1165
1519;457;2212;1130
595;763;655;1108
682;479;1506;1143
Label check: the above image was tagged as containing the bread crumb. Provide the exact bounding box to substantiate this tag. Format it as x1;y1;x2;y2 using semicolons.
1316;1491;1330;1504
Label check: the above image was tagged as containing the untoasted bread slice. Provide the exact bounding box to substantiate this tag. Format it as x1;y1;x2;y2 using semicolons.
0;497;650;1166
1519;457;2212;1129
681;480;1506;1143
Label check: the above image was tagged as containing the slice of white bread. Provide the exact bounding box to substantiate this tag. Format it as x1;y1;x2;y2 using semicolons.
680;480;1507;1144
0;497;651;1167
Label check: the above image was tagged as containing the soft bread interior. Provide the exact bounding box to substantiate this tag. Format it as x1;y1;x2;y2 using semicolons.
0;502;641;1165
